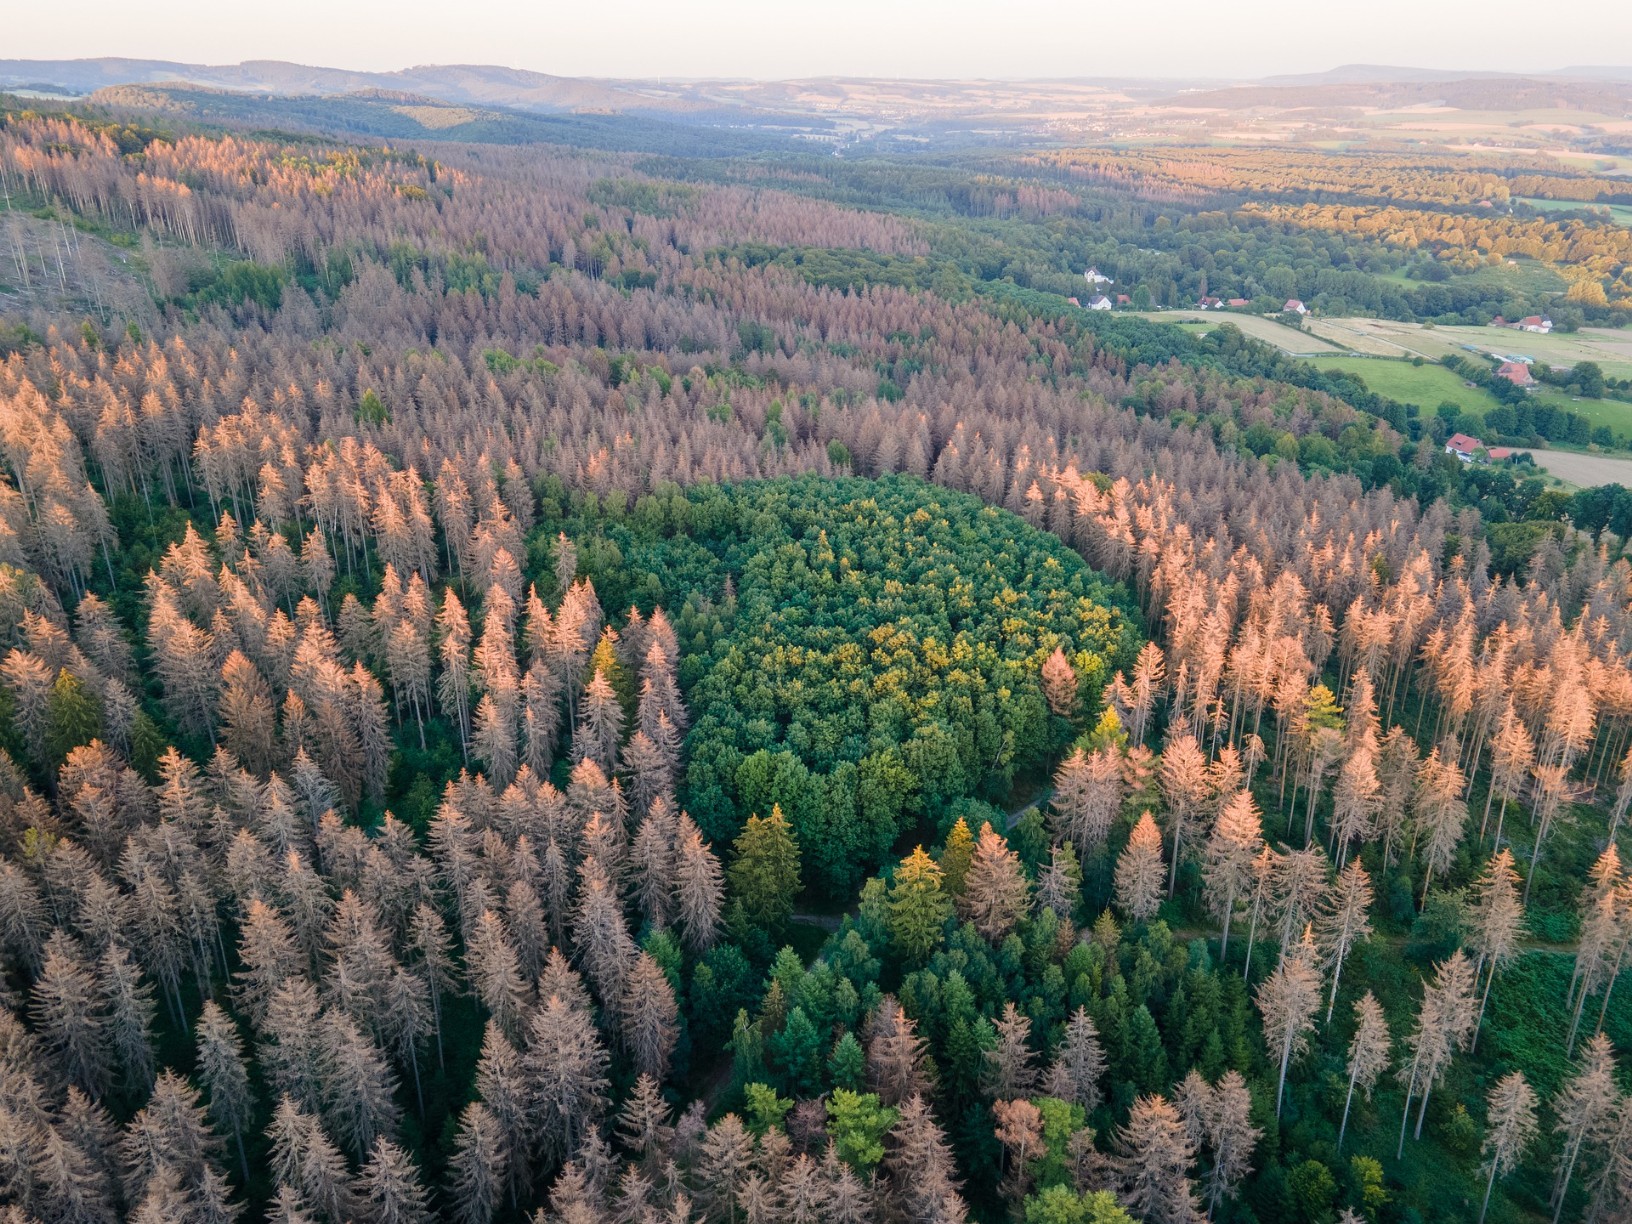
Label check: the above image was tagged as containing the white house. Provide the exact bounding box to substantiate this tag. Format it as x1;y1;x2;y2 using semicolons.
1085;295;1113;311
1284;299;1308;315
1084;267;1113;286
1519;315;1553;334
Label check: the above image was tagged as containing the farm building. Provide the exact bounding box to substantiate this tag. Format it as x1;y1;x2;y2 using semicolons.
1445;434;1515;464
1497;361;1535;387
1084;267;1113;285
1519;316;1553;333
1284;299;1308;314
1446;433;1484;461
1085;295;1113;310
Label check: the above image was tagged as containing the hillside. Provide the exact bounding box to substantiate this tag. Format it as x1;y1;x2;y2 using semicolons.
4;78;1632;1224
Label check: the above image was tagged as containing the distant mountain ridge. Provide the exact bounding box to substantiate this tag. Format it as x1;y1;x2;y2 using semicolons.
8;57;1632;109
0;58;702;115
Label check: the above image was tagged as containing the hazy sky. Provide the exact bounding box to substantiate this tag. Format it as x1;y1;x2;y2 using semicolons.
10;0;1632;80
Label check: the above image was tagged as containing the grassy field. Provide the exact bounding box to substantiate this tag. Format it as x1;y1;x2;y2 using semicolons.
1304;317;1632;377
1516;196;1632;226
1530;387;1632;434
1134;310;1344;355
1303;355;1499;414
1304;354;1632;438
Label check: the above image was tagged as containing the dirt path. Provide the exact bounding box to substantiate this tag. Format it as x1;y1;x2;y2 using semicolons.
1007;787;1052;830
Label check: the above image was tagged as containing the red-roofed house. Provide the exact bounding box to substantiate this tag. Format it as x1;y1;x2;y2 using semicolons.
1519;316;1553;334
1487;446;1515;461
1284;299;1308;315
1227;297;1250;307
1497;361;1534;387
1446;433;1484;461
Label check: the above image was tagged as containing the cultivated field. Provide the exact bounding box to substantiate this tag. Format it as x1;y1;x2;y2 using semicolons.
1523;448;1632;488
1135;310;1344;355
1303;318;1632;376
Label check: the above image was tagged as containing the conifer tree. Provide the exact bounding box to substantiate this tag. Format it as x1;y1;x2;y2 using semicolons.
938;818;976;898
1114;811;1166;922
1204;790;1263;962
1202;1071;1260;1216
728;806;801;939
437;591;474;758
1337;991;1390;1153
1041;647;1079;719
1328;740;1380;868
1255;925;1323;1118
621;951;680;1084
469;1020;528;1207
573;858;638;1008
1550;1032;1621;1224
993;1096;1045;1207
98;939;157;1094
1050;748;1122;858
1467;849;1525;1046
1568;885;1626;1056
885;1093;966;1224
868;997;935;1107
983;1003;1039;1101
465;908;530;1040
357;1136;431;1224
260;976;326;1114
1478;1072;1539;1224
406;902;457;1066
616;1074;675;1169
1114;1094;1204;1224
320;1009;400;1163
574;669;624;774
444;1107;503;1224
523;992;611;1173
267;1096;356;1223
1131;641;1165;744
1484;701;1533;849
234;897;302;1027
1026;845;1077;931
195;999;253;1179
958;822;1030;944
888;847;951;965
1046;1006;1107;1114
472;693;518;789
31;930;109;1097
1398;951;1478;1154
1412;743;1468;905
1158;732;1210;897
674;815;724;954
1317;860;1373;1023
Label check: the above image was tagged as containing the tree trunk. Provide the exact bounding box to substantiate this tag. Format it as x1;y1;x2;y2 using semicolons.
1338;1065;1359;1152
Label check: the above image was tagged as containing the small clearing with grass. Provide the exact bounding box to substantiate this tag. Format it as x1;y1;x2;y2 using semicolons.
1517;197;1632;227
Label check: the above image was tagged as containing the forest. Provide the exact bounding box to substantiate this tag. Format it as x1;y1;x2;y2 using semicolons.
4;93;1632;1224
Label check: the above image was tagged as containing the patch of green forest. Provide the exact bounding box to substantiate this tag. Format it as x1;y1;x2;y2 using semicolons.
558;476;1140;895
